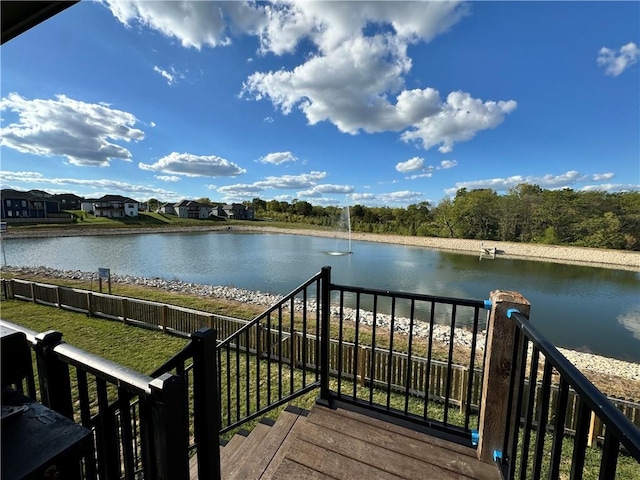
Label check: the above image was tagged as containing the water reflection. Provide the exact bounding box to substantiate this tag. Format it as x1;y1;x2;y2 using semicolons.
618;306;640;341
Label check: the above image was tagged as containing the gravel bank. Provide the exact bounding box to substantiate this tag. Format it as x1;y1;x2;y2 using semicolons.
4;266;639;382
3;224;639;271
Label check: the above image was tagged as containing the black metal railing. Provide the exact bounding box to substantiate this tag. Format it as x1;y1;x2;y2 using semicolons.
318;266;490;445
216;271;323;434
500;310;640;479
1;320;220;480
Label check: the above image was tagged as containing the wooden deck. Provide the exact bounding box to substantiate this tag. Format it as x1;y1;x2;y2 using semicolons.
191;405;502;480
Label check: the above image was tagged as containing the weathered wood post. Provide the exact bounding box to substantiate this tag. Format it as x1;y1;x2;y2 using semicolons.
56;286;62;308
161;305;168;332
476;290;530;464
30;282;36;303
122;298;128;324
86;291;94;316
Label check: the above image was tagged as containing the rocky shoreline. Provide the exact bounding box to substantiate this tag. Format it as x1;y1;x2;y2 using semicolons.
4;266;639;383
3;224;639;271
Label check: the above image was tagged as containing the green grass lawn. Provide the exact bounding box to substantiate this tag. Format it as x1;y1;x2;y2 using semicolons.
0;300;187;374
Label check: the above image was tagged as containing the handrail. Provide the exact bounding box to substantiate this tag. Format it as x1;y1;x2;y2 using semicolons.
510;310;640;458
331;282;488;309
217;270;322;349
53;342;152;395
1;319;38;343
1;319;152;395
150;340;194;378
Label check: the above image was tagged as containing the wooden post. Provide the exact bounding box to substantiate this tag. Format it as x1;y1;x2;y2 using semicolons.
8;279;15;300
291;328;297;368
56;286;62;308
30;282;36;303
476;290;530;464
460;369;469;413
587;411;601;447
86;292;94;316
122;298;128;324
207;314;214;329
358;345;367;387
161;305;168;332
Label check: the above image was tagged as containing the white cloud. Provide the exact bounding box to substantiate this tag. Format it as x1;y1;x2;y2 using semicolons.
400;92;517;153
378;190;424;203
396;156;425;173
215;170;328;199
580;183;639;193
257;151;297;165
443;171;625;195
217;183;265;196
139;152;246;177
297;184;354;197
206;184;217;190
0;170;178;198
591;172;615;181
153;65;185;85
597;42;640;76
440;159;457;169
263;116;274;123
106;1;513;152
104;1;265;49
255;171;326;189
348;193;376;202
155;175;181;182
149;121;157;127
406;173;433;180
0;93;144;167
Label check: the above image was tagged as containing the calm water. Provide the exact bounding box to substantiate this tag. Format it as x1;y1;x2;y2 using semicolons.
3;232;639;362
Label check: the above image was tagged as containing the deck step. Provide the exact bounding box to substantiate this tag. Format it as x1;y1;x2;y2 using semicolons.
221;422;272;478
224;407;308;480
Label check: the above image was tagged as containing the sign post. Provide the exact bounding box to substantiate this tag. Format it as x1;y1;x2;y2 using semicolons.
98;268;111;294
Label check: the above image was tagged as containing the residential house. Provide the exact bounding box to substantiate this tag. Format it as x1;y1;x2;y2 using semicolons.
159;203;176;215
53;193;85;211
1;189;60;220
92;195;139;218
173;200;212;219
214;203;255;220
80;199;98;214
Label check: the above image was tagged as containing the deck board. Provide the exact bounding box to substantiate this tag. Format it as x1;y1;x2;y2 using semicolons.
274;405;501;480
192;404;502;480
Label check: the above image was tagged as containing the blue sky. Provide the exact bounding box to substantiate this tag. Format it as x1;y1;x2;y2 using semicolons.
1;1;638;207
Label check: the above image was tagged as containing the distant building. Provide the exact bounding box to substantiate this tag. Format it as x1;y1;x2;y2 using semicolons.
1;188;60;219
54;193;85;210
92;195;139;218
162;200;212;219
214;203;255;220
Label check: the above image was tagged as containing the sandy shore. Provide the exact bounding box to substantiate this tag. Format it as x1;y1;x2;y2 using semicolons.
3;224;640;271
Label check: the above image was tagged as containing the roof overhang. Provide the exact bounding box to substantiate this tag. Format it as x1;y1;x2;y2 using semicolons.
1;1;78;45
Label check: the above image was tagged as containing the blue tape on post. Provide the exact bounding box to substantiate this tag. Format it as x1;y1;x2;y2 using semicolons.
493;450;503;462
471;429;479;446
507;308;520;319
483;299;492;310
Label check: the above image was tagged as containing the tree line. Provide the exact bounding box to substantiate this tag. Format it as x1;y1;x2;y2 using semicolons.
151;184;640;250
